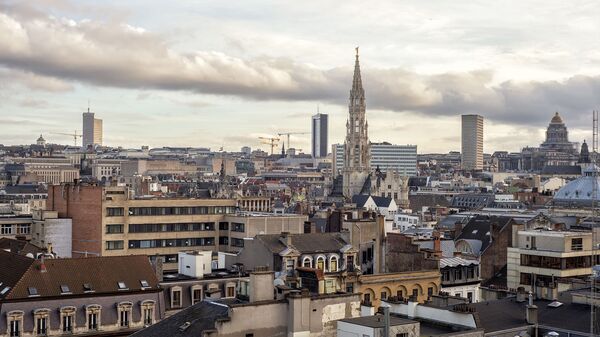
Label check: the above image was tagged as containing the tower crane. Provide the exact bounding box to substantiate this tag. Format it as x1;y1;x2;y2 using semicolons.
258;136;280;155
50;130;82;146
277;132;310;149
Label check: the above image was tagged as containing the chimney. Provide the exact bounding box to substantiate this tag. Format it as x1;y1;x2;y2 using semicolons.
526;292;538;325
279;232;292;247
454;222;463;238
39;256;47;273
249;267;275;302
516;287;527;302
432;231;442;258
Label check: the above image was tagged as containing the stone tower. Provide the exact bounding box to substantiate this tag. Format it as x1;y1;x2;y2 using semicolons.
342;48;371;198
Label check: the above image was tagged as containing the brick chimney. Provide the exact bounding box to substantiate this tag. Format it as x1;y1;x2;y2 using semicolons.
432;231;442;258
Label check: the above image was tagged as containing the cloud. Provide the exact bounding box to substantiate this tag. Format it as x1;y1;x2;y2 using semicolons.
0;9;598;131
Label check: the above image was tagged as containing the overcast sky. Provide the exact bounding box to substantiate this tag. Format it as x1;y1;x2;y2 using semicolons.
1;0;599;153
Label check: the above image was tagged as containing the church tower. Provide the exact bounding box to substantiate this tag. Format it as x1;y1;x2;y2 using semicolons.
342;48;371;198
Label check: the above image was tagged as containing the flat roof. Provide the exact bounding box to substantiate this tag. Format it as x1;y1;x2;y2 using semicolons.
338;315;416;328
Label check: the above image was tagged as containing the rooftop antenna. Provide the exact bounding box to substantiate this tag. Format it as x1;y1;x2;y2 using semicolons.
87;99;90;113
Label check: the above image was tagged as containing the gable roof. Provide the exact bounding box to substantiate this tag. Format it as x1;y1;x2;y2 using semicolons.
371;196;393;208
351;195;371;208
2;253;160;300
0;238;45;256
256;233;349;255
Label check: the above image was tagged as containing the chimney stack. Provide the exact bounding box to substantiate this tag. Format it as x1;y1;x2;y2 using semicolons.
39;256;47;273
249;267;275;302
526;291;538;325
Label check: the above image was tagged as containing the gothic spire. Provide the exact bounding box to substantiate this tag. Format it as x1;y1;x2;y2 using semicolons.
350;47;364;101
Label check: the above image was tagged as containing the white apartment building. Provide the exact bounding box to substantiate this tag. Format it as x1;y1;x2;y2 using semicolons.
332;143;417;176
507;228;599;299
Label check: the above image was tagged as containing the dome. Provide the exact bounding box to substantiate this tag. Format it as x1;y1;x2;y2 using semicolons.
37;134;45;142
553;165;600;207
550;112;564;124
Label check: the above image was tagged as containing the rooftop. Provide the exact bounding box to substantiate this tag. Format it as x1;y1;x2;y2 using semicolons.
338;315;416;328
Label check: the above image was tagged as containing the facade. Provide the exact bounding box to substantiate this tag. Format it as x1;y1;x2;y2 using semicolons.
337;315;420;337
133;269;361;337
236;232;360;295
342;49;371;198
333;143;417;176
0;215;32;241
82;109;103;147
507;228;599;298
461;114;484;171
47;184;236;271
440;257;481;303
358;270;441;308
0;252;163;337
312;113;329;158
91;159;125;181
31;210;72;258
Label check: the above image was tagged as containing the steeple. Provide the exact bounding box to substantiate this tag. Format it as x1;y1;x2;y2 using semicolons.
350;47;364;103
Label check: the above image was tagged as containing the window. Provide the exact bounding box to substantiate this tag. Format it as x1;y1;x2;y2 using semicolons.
61;309;74;333
467;292;473;303
231;238;245;247
140;280;150;288
219;236;229;245
60;285;71;294
117;282;128;290
381;291;387;300
454;269;462;280
346;282;354;293
316;257;325;271
171;288;182;308
396;334;409;337
346;255;355;272
302;257;312;268
117;303;132;328
141;301;155;326
33;309;50;336
192;287;203;304
28;287;38;296
397;290;403;299
412;288;419;298
330;256;338;272
286;259;295;271
86;305;101;331
427;287;434;297
83;283;94;293
106;224;124;234
227;286;235;297
1;224;13;235
232;223;245;232
106;240;124;250
106;207;124;216
219;222;229;230
571;238;583;251
7;311;23;337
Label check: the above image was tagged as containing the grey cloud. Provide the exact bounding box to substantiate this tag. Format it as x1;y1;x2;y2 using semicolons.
0;11;598;130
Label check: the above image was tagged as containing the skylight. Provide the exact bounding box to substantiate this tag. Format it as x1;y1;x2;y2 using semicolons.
60;285;71;294
117;282;128;290
28;287;38;296
472;229;478;234
0;287;10;296
140;280;150;288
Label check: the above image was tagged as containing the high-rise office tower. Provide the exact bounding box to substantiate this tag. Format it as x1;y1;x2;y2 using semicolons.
311;113;328;158
461;114;484;171
82;108;103;147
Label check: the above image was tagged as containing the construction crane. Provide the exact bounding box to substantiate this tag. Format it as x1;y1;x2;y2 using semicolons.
277;132;310;149
50;130;82;146
258;136;280;155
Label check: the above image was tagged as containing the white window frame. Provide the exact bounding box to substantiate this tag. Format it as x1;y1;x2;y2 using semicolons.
33;308;51;336
191;285;203;305
59;306;76;333
170;286;182;308
85;304;101;331
315;255;326;271
140;300;155;326
7;310;23;337
329;255;339;272
302;256;313;268
117;302;133;328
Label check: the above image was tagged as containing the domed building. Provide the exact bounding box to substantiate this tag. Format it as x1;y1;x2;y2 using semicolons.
521;112;579;171
36;134;46;146
552;164;600;207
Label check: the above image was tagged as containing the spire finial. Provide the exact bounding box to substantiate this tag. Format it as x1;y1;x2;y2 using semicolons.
355;46;359;59
87;99;90;113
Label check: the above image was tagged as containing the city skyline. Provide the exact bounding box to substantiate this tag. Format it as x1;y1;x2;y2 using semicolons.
1;1;600;153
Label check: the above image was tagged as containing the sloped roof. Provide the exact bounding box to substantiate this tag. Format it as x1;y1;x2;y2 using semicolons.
256;233;349;254
0;238;44;256
0;250;34;299
541;165;581;175
440;256;479;268
3;253;160;300
455;215;513;254
371;196;393;208
351;195;371;208
131;300;232;337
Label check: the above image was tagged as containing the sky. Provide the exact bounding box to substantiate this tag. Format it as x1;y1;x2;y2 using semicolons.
1;0;600;153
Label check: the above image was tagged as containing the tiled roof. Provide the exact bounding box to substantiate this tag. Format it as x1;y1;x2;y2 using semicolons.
455;215;513;254
1;252;160;300
440;256;479;268
0;251;34;299
0;238;44;256
256;233;349;254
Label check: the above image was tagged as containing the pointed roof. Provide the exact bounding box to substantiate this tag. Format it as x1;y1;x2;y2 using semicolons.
350;47;364;100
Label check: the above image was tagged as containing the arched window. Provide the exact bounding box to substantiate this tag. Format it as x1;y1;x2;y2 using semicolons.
329;256;338;272
302;256;312;268
316;256;325;271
